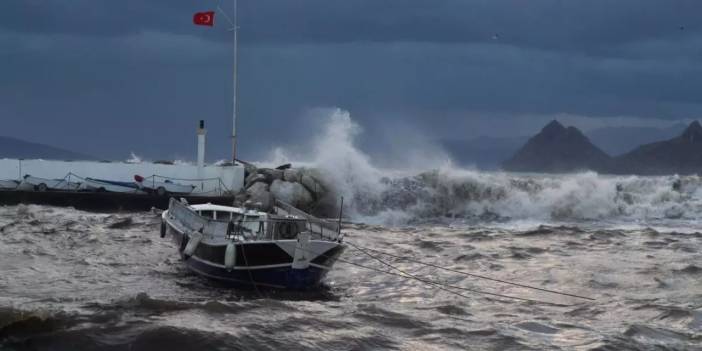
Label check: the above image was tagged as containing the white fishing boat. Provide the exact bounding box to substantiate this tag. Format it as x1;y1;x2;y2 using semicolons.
20;175;81;191
0;180;18;190
157;1;347;290
80;178;146;194
161;198;345;289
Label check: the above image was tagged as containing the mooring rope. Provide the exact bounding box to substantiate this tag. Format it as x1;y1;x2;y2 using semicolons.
292;244;573;306
239;242;264;298
345;241;595;302
341;241;575;306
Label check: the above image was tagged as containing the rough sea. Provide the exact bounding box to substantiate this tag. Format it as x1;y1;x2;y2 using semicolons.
2;170;702;350
2;112;702;350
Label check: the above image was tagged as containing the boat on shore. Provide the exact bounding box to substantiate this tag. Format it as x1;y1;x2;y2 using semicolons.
20;175;81;191
80;177;145;194
135;175;195;196
0;180;18;190
161;198;345;290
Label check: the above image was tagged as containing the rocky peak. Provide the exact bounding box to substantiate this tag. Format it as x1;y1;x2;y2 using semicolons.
680;121;702;143
541;120;566;137
502;120;611;173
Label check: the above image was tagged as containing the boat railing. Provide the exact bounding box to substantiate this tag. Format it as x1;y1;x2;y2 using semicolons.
225;217;310;242
168;198;343;242
273;199;342;240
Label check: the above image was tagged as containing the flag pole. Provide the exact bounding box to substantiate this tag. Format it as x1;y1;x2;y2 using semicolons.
231;0;239;162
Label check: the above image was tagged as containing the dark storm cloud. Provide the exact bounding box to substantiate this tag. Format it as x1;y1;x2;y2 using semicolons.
3;1;701;50
1;0;701;161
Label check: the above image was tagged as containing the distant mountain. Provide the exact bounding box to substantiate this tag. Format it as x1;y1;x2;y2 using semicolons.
441;135;528;169
613;121;702;175
0;135;96;161
502;120;611;173
586;123;687;156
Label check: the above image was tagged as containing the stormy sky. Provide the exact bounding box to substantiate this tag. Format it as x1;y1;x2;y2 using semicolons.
1;0;701;161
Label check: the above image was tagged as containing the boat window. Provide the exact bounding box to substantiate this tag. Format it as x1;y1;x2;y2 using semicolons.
199;210;215;219
241;216;262;235
215;211;233;220
228;215;264;238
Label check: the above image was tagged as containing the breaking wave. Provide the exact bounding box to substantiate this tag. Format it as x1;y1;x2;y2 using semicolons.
262;108;702;226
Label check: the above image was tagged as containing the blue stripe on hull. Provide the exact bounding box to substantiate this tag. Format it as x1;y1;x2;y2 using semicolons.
184;254;328;290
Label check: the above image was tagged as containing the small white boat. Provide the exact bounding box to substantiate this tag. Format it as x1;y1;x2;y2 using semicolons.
20;175;81;191
80;178;146;194
0;180;18;190
135;175;195;196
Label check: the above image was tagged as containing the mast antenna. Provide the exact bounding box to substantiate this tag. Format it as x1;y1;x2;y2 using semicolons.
214;2;239;163
231;0;239;162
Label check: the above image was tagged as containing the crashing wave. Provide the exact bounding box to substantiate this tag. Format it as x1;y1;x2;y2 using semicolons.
260;108;702;225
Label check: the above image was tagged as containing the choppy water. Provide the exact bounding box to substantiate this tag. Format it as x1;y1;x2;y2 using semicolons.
1;204;701;350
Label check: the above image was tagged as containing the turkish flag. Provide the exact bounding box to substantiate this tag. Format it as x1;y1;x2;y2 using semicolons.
193;11;215;26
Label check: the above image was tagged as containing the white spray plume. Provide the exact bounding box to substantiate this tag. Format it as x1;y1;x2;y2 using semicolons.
126;152;143;164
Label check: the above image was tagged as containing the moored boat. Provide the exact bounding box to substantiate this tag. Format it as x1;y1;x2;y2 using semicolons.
161;198;345;290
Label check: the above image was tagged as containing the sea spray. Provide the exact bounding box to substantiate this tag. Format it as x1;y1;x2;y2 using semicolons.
257;108;702;225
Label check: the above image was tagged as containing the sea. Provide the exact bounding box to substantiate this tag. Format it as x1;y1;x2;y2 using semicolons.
1;111;702;350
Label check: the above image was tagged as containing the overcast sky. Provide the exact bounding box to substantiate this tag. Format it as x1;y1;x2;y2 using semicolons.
1;0;700;161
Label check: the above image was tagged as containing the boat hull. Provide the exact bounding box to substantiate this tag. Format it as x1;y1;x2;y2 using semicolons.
166;221;344;290
184;254;329;290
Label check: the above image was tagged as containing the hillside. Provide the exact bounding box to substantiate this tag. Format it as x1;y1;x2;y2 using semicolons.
0;135;96;161
614;121;702;175
586;123;687;156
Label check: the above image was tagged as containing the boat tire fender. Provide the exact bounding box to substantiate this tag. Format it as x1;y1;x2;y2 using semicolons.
160;221;167;238
225;242;236;271
183;231;203;258
179;236;189;256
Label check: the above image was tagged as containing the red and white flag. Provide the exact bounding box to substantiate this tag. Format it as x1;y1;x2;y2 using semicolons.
193;11;215;26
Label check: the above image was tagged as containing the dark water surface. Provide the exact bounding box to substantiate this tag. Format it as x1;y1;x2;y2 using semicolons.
1;205;701;350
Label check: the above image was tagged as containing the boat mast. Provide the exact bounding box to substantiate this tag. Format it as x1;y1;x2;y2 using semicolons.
231;0;239;162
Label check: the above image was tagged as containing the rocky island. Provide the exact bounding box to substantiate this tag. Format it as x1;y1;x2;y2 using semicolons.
502;120;702;175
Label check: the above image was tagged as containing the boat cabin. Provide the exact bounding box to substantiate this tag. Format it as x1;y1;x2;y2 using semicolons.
189;203;308;241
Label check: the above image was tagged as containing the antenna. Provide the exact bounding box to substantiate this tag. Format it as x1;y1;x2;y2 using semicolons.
231;0;239;162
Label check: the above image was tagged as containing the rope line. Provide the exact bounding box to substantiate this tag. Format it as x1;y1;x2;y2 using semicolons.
282;243;572;306
239;239;263;298
341;241;572;306
346;241;595;302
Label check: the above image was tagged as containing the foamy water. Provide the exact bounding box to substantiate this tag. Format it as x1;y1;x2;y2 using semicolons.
0;205;701;350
